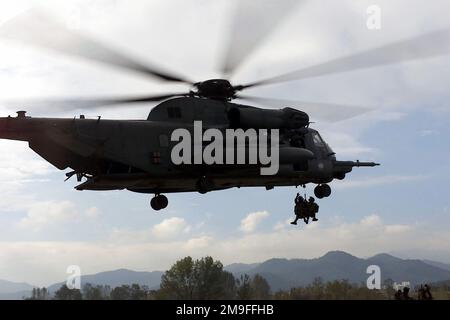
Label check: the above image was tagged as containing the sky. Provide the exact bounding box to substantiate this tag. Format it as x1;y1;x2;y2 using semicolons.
0;0;449;287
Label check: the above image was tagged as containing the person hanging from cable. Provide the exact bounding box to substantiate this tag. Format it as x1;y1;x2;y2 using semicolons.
291;193;306;225
306;197;319;222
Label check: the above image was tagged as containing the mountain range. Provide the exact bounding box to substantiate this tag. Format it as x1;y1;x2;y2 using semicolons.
226;251;450;291
2;251;450;299
46;269;164;295
0;280;35;300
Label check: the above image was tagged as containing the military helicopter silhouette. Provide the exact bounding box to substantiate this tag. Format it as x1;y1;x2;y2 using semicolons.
1;6;450;210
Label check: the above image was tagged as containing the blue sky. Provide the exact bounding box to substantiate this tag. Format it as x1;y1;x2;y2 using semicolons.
0;0;450;286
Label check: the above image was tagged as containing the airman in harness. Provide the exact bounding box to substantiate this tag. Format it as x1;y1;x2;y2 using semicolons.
291;194;319;225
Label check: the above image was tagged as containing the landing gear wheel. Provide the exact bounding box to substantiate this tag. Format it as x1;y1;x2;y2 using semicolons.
314;184;331;199
314;186;324;199
151;194;168;211
156;194;168;209
150;197;158;210
321;184;331;197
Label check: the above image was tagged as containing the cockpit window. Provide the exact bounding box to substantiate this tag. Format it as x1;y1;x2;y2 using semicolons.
313;133;325;147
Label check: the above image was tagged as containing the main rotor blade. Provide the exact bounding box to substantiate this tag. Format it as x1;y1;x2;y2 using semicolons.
0;9;193;84
221;0;301;75
237;95;373;122
239;28;450;88
2;93;188;111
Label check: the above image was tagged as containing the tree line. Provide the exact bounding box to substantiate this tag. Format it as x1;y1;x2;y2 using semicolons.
26;256;450;300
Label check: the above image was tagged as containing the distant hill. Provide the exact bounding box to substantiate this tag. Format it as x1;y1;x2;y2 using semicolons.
367;254;450;286
227;251;450;291
41;251;450;293
0;279;34;294
0;280;35;300
47;269;164;295
224;263;260;274
423;259;450;272
0;290;32;300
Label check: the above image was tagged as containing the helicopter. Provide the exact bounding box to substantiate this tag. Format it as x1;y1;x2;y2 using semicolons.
1;5;450;211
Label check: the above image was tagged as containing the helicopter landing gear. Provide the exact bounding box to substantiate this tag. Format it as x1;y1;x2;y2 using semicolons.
196;176;213;194
151;194;168;211
314;184;331;199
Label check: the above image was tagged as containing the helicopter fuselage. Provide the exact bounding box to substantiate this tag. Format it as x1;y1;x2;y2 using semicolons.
0;97;378;196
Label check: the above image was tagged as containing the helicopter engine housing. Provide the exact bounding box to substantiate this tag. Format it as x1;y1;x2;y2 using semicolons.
228;106;309;129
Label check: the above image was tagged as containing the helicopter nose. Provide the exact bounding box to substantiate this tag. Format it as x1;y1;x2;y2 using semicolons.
279;147;315;163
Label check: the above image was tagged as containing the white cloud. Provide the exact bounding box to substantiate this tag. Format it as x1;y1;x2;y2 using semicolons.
385;225;413;234
273;217;294;231
0;140;51;181
85;206;101;219
3;214;450;286
151;217;190;240
18;200;79;232
222;214;424;264
273;222;286;231
333;174;428;189
240;211;270;233
108;227;150;244
315;130;378;159
108;217;195;244
0;141;54;212
183;235;213;250
360;214;382;227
